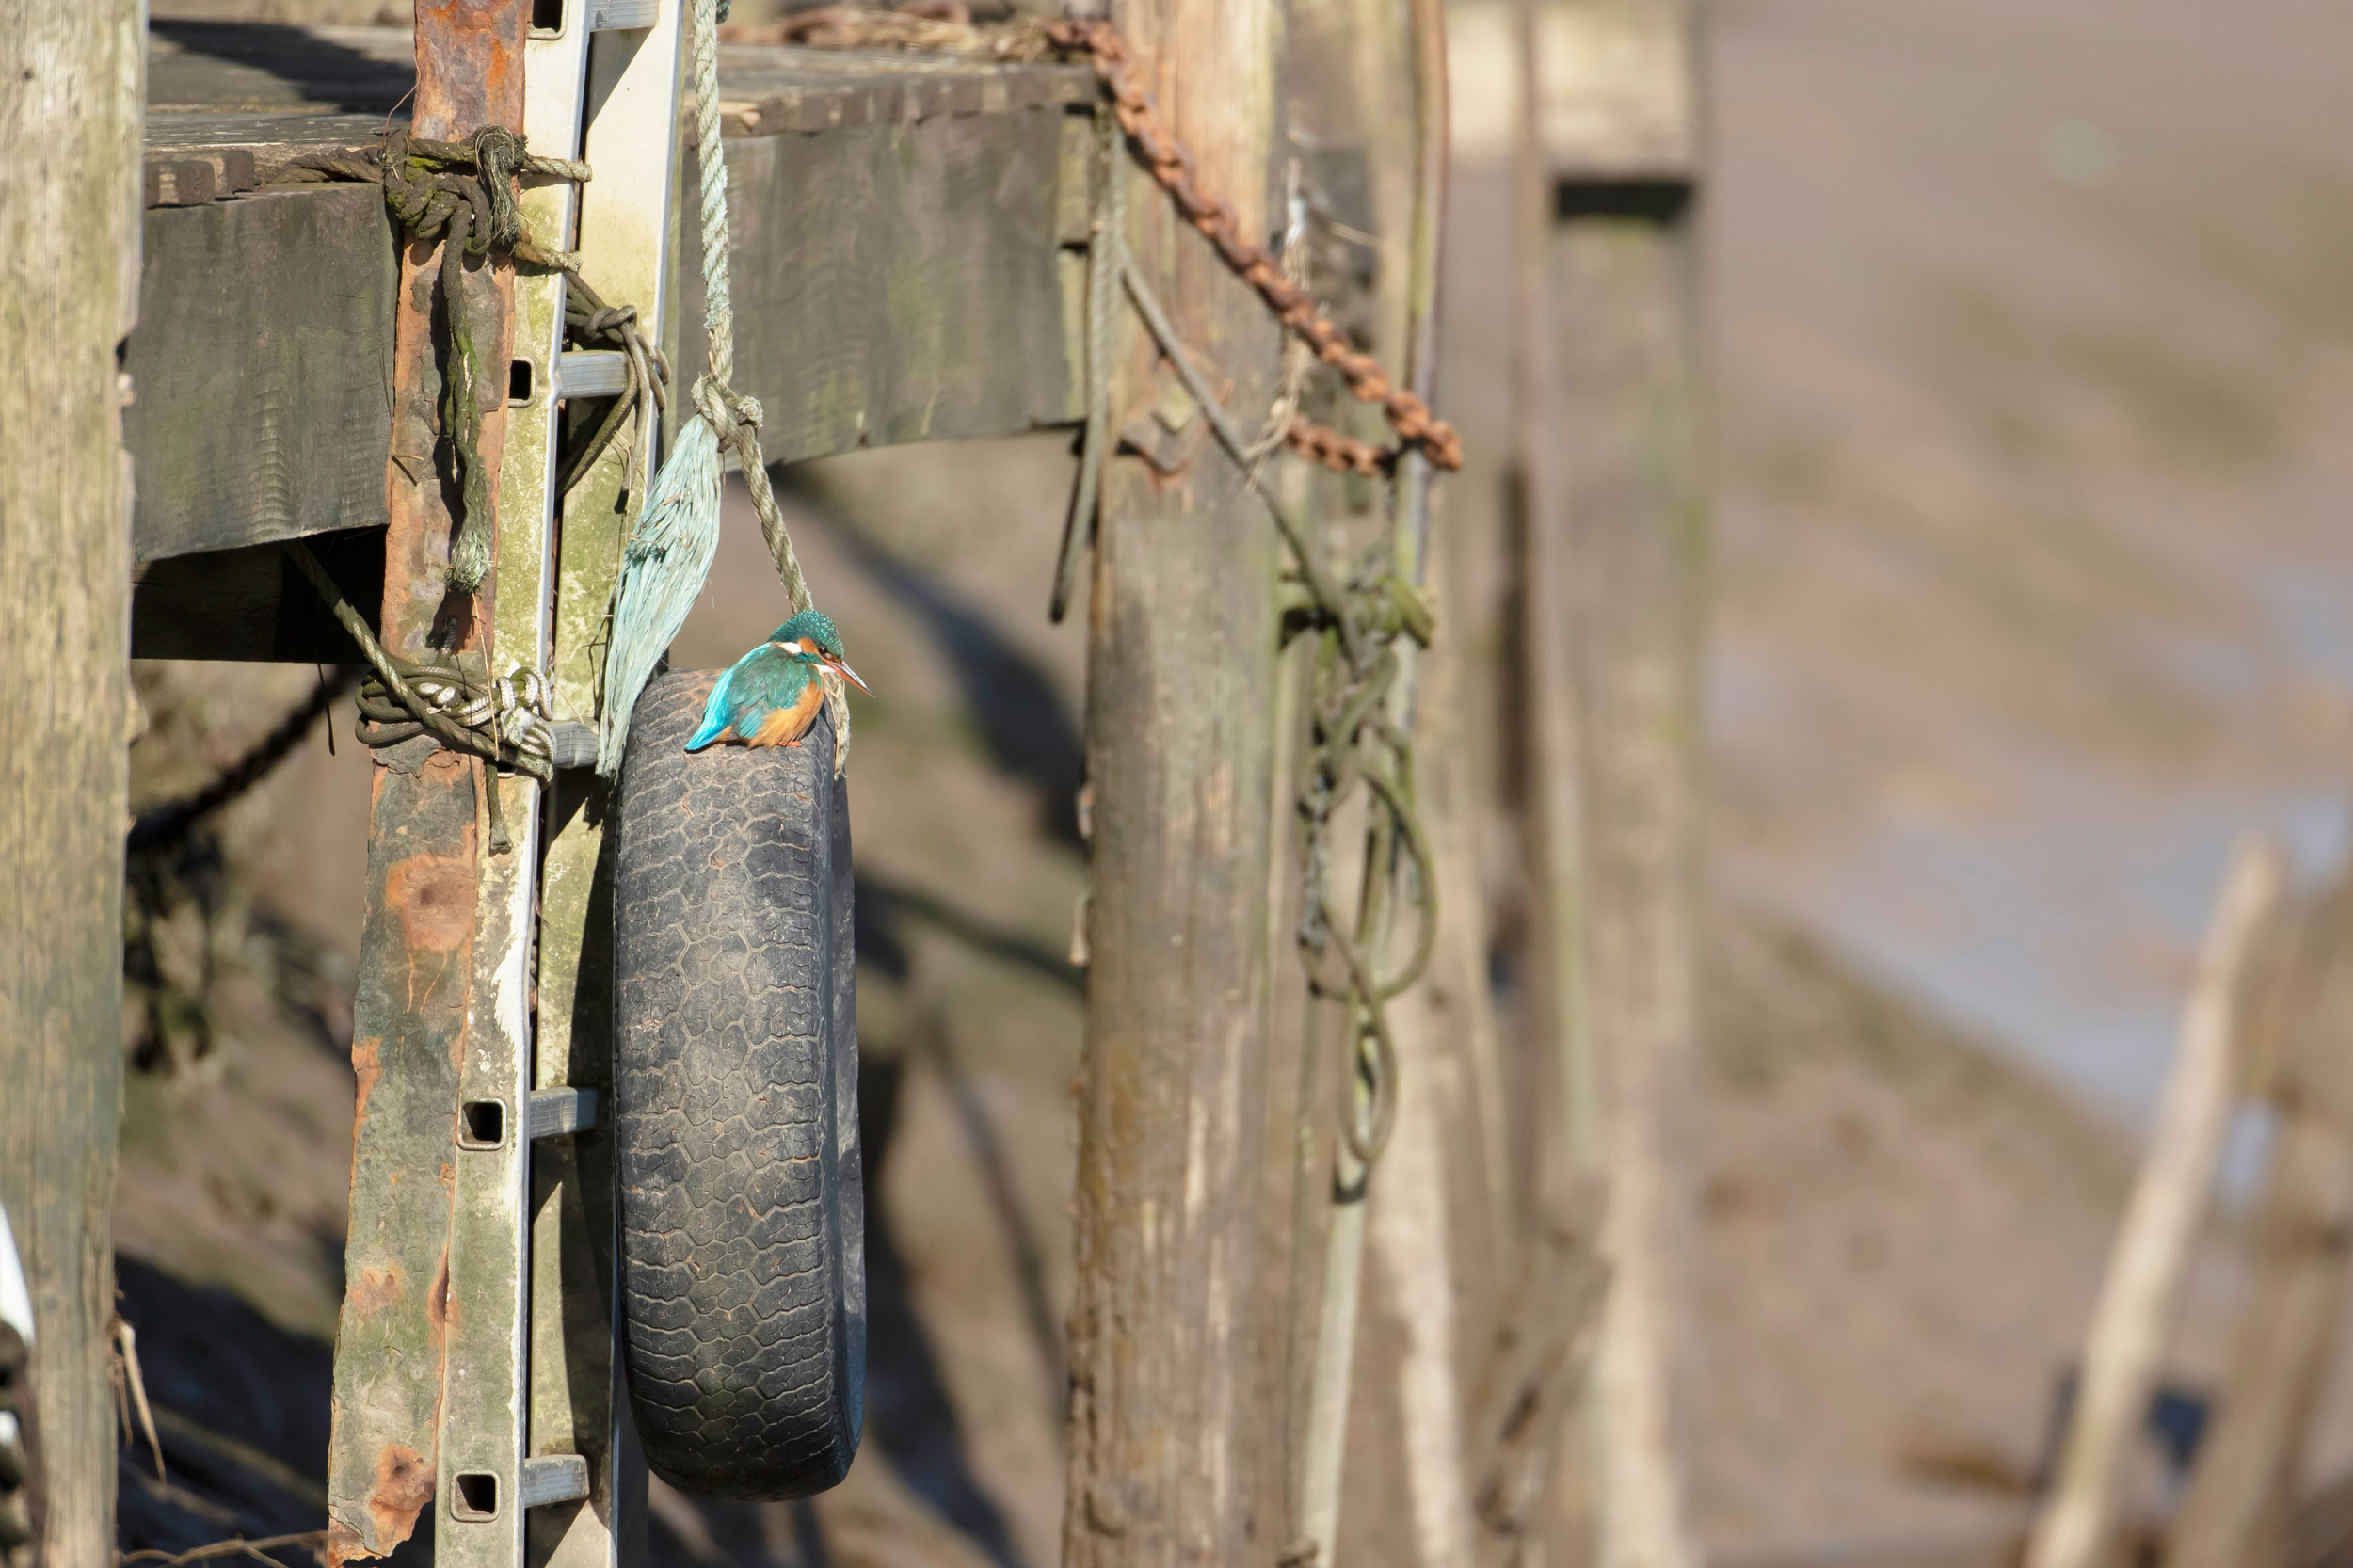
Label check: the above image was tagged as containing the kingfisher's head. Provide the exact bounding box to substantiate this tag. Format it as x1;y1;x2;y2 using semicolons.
769;610;870;693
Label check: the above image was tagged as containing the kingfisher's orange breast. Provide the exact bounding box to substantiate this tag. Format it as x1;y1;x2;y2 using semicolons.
745;680;825;746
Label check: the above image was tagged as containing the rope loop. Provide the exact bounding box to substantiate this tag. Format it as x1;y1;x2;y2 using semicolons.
289;543;554;855
1112;248;1438;1175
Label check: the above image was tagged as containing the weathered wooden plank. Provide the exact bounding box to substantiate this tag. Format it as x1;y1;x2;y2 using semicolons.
147;19;415;115
126;184;398;563
125;64;1090;592
675;102;1083;463
1553;184;1705;1568
0;0;141;1560
1060;0;1287;1559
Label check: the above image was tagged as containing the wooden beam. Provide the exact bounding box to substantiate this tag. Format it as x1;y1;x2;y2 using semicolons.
325;0;530;1558
2168;872;2353;1568
1060;0;1286;1557
0;0;141;1560
126;183;398;563
692;105;1085;464
1540;2;1704;1562
2024;842;2283;1568
124;40;1095;587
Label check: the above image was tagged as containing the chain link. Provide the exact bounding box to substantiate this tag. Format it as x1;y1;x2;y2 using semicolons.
1047;17;1465;475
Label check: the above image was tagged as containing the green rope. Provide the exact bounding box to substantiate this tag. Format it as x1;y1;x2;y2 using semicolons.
1117;248;1437;1169
278;127;653;598
288;542;555;855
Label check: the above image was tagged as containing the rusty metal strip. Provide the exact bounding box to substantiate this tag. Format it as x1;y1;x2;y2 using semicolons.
327;0;535;1561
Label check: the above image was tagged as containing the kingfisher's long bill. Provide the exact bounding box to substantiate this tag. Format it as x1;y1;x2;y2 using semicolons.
684;609;870;753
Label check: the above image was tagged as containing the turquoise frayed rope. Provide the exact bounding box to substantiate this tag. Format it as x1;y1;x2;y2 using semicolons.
599;0;843;776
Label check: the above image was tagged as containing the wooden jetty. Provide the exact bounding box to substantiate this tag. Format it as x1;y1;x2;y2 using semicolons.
0;0;1713;1563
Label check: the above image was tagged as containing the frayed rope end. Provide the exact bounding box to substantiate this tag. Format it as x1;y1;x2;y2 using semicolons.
597;412;727;776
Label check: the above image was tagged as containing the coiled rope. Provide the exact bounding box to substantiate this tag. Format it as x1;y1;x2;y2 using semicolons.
277;127;675;844
1112;234;1438;1167
289;542;555;855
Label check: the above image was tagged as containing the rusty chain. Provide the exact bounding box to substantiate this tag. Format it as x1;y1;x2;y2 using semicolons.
1046;17;1465;475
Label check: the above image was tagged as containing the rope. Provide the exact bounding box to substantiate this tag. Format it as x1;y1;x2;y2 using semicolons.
277;129;664;598
600;0;848;777
1119;247;1437;1168
1048;104;1124;625
126;669;363;855
289;542;556;855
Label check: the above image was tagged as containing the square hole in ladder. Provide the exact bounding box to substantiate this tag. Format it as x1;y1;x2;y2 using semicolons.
453;1472;500;1521
460;1099;507;1149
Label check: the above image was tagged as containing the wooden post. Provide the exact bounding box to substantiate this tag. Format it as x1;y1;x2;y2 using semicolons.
327;2;530;1559
2025;841;2283;1568
1535;2;1704;1562
2168;871;2353;1568
1060;0;1286;1553
0;0;142;1558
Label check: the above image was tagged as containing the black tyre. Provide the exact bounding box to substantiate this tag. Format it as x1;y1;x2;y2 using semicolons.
613;669;864;1498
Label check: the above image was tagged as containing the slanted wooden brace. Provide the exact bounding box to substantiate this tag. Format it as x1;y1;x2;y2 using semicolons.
326;0;683;1561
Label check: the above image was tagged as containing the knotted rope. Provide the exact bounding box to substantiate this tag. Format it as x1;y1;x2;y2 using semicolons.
290;543;556;855
278;128;674;847
599;0;848;777
280;129;626;593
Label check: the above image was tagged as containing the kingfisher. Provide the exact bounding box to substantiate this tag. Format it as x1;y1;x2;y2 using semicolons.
685;609;871;752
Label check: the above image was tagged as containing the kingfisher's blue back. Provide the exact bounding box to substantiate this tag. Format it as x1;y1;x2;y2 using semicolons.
685;644;824;751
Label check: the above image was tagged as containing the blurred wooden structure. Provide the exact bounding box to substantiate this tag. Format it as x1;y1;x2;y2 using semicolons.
2027;842;2286;1568
1516;0;1705;1562
2012;840;2353;1568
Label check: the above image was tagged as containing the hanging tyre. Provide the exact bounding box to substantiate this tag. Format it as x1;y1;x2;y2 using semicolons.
612;669;865;1498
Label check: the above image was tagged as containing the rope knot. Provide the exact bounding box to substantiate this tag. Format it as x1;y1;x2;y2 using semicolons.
693;375;765;440
463;125;532;252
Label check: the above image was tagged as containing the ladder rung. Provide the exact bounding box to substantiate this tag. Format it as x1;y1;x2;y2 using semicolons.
587;0;659;33
527;1087;599;1140
555;350;632;399
546;720;600;770
518;1454;592;1508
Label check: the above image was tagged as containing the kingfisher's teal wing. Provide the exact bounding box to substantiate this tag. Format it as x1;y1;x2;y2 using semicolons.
685;664;740;751
685;645;817;751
